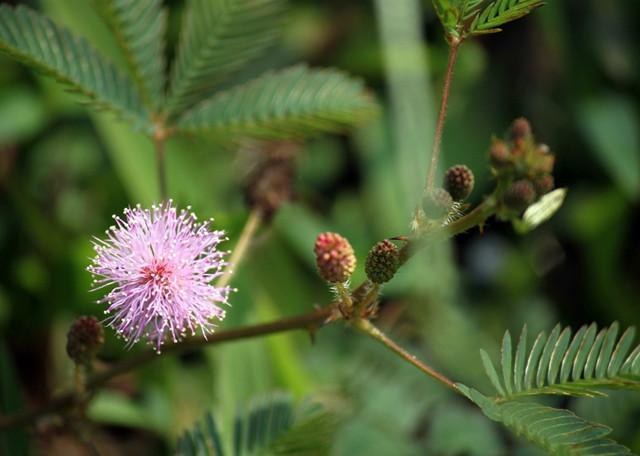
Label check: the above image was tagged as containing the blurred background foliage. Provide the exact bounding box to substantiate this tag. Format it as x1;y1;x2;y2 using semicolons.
0;0;639;454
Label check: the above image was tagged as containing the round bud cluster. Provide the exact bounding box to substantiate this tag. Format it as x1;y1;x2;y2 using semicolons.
66;316;105;364
487;117;557;216
314;232;356;283
503;180;536;213
365;240;400;284
444;165;475;201
422;188;453;219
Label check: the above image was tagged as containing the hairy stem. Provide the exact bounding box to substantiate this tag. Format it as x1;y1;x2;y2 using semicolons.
0;306;335;431
353;318;458;392
425;38;461;193
355;282;379;315
216;209;263;289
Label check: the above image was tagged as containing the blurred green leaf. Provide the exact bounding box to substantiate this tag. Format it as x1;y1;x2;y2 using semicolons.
579;95;640;199
176;65;379;140
426;403;503;455
0;86;46;146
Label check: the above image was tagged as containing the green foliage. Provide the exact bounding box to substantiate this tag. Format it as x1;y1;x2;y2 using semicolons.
479;322;640;400
457;385;634;455
176;394;338;456
0;5;148;127
93;0;167;110
431;0;544;38
469;0;545;34
176;65;378;140
166;0;286;117
0;1;377;143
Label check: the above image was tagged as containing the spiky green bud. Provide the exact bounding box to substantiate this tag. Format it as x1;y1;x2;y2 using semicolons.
314;232;356;283
444;165;475;201
365;240;400;284
66;316;104;364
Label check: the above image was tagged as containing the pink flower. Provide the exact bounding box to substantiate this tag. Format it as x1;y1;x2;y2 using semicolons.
88;201;232;352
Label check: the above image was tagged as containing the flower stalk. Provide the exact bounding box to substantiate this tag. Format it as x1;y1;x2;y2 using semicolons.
425;37;462;193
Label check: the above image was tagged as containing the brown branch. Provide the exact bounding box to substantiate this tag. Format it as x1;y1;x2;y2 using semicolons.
353;319;458;392
425;38;462;193
0;306;335;431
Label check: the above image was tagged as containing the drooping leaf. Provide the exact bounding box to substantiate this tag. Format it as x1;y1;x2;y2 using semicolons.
514;188;567;233
469;0;544;34
166;0;286;116
0;4;148;127
176;65;379;141
480;322;640;400
93;0;168;110
457;385;633;455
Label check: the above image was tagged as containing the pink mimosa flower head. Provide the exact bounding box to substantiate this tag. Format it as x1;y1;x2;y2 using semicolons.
88;201;232;353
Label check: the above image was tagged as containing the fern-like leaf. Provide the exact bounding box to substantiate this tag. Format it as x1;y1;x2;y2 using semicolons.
457;385;634;455
176;64;379;141
0;4;148;127
166;0;286;117
176;394;338;456
93;0;167;110
480;322;640;400
462;0;485;19
470;0;544;34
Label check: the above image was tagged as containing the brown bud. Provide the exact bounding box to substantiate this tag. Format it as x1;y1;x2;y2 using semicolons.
490;140;510;168
67;316;104;364
503;180;536;213
365;240;400;284
244;144;296;220
510;117;532;141
314;232;356;283
443;165;475;201
533;174;554;195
